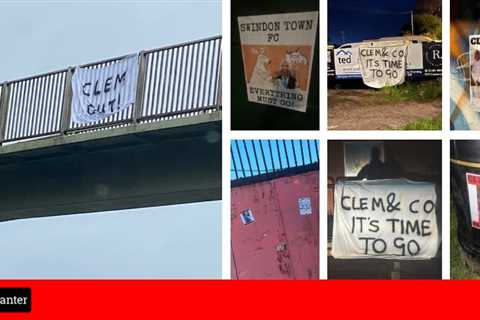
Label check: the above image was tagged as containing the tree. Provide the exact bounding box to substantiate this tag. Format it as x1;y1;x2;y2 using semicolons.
401;14;442;40
416;0;441;17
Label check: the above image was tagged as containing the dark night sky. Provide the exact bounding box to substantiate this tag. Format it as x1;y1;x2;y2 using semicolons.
328;0;417;45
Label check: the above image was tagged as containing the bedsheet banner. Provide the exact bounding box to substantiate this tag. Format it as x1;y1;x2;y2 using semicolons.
332;179;439;260
72;54;139;124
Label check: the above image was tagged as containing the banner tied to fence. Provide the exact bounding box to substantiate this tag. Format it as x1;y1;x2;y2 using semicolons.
358;41;408;89
332;179;439;260
72;54;139;124
238;11;318;113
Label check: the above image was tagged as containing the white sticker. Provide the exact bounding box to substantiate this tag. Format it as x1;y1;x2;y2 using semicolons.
240;209;255;225
298;197;312;215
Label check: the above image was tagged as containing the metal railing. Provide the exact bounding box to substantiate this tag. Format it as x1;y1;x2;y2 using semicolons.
0;35;222;144
231;140;319;185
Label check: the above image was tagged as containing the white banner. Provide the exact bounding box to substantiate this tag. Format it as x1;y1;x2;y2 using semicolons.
358;42;408;88
238;11;318;112
332;179;439;260
72;54;139;124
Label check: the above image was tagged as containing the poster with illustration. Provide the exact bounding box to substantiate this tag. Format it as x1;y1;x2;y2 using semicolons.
470;35;480;110
238;11;318;112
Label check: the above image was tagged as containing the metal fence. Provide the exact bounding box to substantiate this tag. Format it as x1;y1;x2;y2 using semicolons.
3;71;67;142
231;140;319;184
0;35;222;144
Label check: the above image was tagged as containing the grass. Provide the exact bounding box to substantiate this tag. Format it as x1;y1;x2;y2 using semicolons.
451;204;480;279
381;79;442;102
402;117;442;130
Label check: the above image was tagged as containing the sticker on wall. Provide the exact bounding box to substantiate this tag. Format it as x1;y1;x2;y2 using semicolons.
240;209;255;225
470;35;480;110
238;11;318;112
466;173;480;229
298;197;312;215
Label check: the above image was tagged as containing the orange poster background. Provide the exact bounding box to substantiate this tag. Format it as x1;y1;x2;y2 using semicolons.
241;45;313;91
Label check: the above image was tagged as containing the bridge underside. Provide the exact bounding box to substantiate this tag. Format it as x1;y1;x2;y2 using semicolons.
0;112;221;222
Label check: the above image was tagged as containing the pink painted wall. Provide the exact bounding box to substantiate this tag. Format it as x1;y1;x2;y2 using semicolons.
231;170;319;279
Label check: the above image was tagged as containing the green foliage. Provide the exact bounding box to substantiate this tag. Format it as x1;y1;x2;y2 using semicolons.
381;79;442;103
401;14;442;40
402;117;441;130
451;205;480;279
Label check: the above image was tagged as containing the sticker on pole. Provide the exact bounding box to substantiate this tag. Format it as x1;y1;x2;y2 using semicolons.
358;41;408;88
466;173;480;229
238;11;318;112
470;35;480;110
332;179;439;260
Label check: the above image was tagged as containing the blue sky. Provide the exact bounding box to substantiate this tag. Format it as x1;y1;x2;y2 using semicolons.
0;0;221;83
231;140;319;180
328;0;417;45
0;0;222;279
0;202;221;279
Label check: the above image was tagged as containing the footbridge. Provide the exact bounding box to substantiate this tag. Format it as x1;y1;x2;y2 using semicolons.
0;36;222;222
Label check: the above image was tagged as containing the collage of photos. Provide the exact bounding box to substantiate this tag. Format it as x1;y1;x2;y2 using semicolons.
3;0;480;290
227;0;480;280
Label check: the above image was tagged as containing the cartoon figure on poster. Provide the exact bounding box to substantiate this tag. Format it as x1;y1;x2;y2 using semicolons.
249;48;274;89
